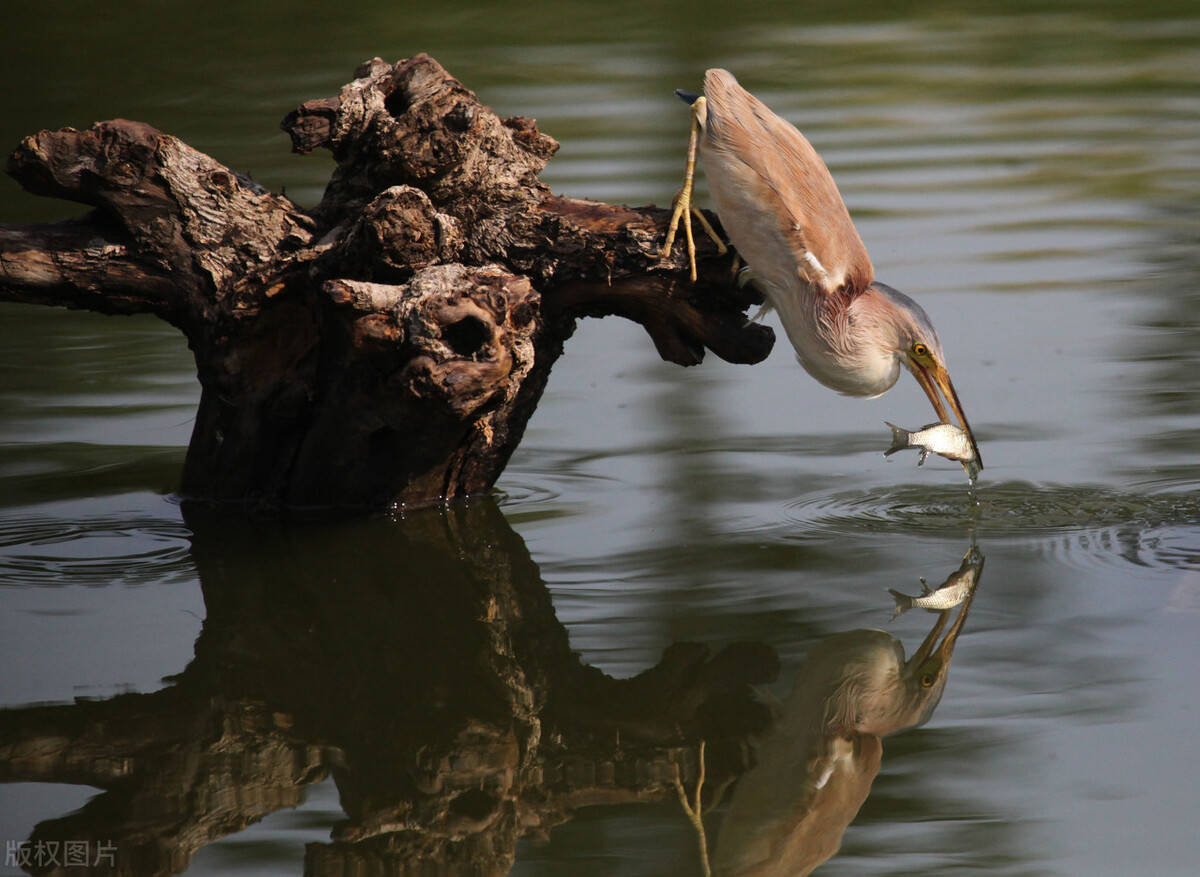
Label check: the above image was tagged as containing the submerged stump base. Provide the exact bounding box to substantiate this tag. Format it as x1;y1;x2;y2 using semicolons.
0;54;772;510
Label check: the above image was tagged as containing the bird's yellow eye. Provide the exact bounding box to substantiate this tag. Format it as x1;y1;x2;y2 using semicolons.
912;342;930;359
919;672;936;688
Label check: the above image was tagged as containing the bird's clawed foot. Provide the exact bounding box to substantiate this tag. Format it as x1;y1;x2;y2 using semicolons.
661;97;727;282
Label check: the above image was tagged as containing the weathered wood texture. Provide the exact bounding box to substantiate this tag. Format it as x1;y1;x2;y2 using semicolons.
0;54;772;509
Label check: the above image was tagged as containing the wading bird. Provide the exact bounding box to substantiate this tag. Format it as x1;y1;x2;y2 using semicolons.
661;70;981;468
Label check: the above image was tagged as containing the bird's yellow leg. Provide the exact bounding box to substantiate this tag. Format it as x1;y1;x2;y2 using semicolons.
673;739;726;877
690;206;726;259
661;98;726;282
660;107;701;281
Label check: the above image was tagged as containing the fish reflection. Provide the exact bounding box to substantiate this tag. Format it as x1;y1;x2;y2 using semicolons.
703;552;981;877
889;546;984;619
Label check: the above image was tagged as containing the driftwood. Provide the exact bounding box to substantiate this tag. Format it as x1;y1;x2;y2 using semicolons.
0;500;777;876
0;54;771;510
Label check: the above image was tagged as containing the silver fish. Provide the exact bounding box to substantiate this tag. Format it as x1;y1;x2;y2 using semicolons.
889;548;985;619
884;421;979;472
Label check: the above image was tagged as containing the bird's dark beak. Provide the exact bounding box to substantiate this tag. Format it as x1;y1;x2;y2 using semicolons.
909;357;982;470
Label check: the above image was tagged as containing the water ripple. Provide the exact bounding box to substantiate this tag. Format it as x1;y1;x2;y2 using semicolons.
492;478;562;509
0;516;194;588
783;481;1200;572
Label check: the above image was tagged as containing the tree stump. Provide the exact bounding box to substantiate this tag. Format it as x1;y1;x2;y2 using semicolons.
0;54;772;510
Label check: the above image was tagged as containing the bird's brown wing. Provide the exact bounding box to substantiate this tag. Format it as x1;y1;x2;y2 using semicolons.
701;69;874;300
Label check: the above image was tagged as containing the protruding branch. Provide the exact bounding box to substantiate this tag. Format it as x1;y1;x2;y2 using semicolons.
0;219;179;317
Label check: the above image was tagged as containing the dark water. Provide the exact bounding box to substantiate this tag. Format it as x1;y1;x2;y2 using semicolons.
2;2;1200;875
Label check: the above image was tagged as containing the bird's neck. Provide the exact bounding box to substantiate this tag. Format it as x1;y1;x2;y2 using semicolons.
775;288;902;398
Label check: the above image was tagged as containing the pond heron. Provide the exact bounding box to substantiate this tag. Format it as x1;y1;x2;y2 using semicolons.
661;70;981;468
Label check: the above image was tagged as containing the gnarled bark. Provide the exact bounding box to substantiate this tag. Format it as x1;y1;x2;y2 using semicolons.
0;54;772;510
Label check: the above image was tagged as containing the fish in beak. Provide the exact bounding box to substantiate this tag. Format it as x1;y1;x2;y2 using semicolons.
907;355;982;470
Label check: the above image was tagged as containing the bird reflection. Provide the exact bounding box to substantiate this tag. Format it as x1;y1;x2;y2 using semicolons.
693;550;982;877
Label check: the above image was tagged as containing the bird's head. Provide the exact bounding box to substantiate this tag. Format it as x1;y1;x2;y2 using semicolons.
813;577;975;736
872;283;982;469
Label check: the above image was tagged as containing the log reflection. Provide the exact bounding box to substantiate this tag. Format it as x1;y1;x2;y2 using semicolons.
0;501;777;876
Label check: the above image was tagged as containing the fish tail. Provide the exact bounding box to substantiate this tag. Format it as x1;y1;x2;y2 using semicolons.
883;422;909;457
887;588;913;619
